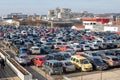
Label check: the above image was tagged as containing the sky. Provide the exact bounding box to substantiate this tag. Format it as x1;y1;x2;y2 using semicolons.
0;0;120;15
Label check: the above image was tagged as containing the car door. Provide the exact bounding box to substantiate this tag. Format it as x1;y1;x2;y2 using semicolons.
46;62;51;72
75;59;80;69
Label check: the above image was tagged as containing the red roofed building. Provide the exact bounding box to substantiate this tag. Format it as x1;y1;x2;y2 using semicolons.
82;18;110;24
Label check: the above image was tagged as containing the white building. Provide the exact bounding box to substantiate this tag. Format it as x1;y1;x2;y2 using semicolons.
2;19;20;27
104;26;118;32
83;21;100;30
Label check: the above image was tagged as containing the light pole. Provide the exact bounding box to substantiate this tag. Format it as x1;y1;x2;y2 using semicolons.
59;67;62;80
100;67;103;80
81;65;83;80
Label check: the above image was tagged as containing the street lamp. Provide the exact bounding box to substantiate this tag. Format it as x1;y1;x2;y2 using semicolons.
100;67;103;80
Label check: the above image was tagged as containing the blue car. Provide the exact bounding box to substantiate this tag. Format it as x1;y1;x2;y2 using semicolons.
19;47;29;54
40;46;52;54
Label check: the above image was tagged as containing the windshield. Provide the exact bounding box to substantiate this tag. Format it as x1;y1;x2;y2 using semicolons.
92;53;98;56
112;58;119;61
76;45;81;48
20;55;28;58
93;58;103;65
64;54;71;58
65;62;72;66
34;48;39;50
81;59;89;64
53;62;62;67
46;43;52;45
21;48;28;52
57;43;62;45
55;55;64;60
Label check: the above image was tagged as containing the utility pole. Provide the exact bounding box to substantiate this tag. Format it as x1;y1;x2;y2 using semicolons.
81;65;83;80
100;67;103;80
59;68;62;80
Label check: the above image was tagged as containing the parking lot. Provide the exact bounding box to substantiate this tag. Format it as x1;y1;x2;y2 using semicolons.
1;25;120;80
3;45;120;80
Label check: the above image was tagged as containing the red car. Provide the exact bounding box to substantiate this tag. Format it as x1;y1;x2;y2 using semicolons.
31;56;46;67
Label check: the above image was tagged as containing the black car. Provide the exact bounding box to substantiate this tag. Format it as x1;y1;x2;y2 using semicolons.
88;57;108;71
45;53;65;61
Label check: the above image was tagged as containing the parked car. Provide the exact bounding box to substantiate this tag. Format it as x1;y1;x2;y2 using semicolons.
59;52;71;60
73;45;82;52
19;47;30;54
31;56;46;67
89;44;99;50
97;43;107;50
76;52;89;58
41;60;63;75
15;53;31;65
88;57;108;70
40;46;52;54
103;56;120;67
70;55;93;72
45;53;65;61
81;44;90;51
29;46;41;54
84;51;101;58
61;60;76;73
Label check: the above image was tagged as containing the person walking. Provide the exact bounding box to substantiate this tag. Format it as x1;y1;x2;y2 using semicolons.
0;58;5;70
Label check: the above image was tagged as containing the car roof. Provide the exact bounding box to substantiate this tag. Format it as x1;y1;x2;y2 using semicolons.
18;53;27;56
88;56;102;60
46;60;60;63
60;60;71;63
31;46;39;48
106;56;118;58
47;53;61;56
59;52;70;54
20;47;27;49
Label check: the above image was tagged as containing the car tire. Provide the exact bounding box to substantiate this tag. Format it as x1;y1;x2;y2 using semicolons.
63;68;67;73
81;48;84;51
79;67;82;72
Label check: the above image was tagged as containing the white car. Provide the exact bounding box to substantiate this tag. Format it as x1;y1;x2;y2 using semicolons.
81;44;90;51
30;46;41;54
61;60;76;73
89;44;99;50
73;45;82;51
15;53;31;65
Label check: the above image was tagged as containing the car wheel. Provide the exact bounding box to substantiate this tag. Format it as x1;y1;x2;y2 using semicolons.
79;67;82;72
81;48;83;51
63;68;67;73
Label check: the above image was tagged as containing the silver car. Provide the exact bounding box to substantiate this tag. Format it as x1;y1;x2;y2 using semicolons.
61;60;76;73
15;53;31;65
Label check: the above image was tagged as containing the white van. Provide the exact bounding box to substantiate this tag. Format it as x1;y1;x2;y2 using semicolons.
30;46;41;54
